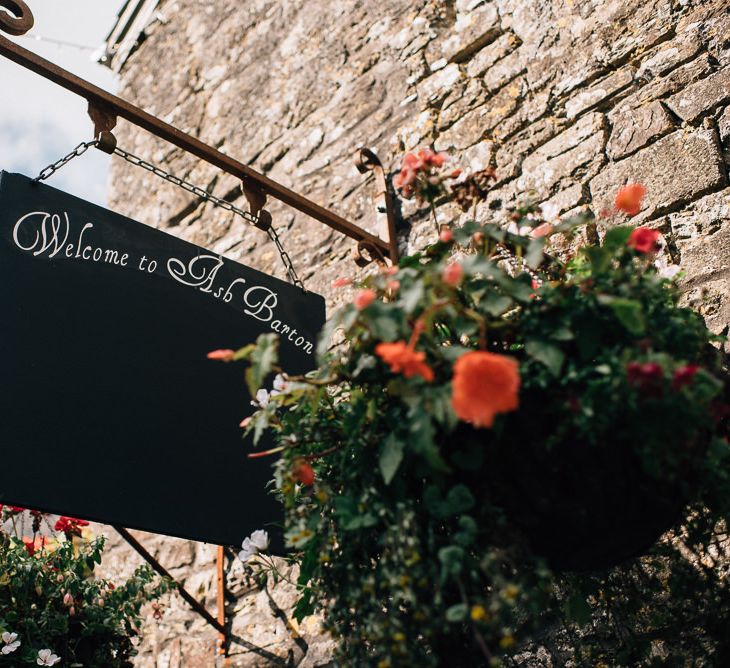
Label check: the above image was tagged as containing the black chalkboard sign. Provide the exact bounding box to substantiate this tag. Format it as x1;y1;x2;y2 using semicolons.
0;171;325;547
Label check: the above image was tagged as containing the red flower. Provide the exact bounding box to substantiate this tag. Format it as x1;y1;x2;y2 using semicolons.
626;361;664;394
22;537;36;556
627;227;662;254
615;183;646;216
55;516;90;538
451;351;520;428
375;341;434;382
331;277;352;288
354;289;377;310
442;262;464;287
292;460;315;486
207;349;235;362
672;364;700;391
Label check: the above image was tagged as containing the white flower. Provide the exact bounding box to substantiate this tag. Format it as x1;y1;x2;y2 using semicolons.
271;374;289;394
657;263;681;280
251;388;270;408
37;649;61;665
238;529;269;562
1;632;20;654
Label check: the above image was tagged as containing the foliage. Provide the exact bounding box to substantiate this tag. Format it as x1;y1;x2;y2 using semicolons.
231;174;730;666
0;532;173;667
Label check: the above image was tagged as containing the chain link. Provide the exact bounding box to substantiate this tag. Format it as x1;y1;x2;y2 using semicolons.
34;140;99;182
33;141;305;289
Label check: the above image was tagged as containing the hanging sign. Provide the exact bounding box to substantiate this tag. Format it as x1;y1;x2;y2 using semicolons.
0;171;325;547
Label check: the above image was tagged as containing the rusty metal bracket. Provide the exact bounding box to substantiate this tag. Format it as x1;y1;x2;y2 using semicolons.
115;526;229;648
0;1;392;262
87;102;118;153
354;147;399;265
0;0;33;36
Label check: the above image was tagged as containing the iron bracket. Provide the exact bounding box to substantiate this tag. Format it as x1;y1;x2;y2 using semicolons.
0;0;393;264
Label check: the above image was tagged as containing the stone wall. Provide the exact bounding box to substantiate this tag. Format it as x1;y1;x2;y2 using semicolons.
97;0;730;664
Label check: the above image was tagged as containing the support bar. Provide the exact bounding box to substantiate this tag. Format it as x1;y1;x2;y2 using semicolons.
115;526;227;637
0;1;393;259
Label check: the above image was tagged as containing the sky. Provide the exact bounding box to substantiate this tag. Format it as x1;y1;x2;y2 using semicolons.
0;1;121;206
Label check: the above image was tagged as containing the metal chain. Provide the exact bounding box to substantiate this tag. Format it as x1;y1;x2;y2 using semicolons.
33;141;305;289
34;140;99;182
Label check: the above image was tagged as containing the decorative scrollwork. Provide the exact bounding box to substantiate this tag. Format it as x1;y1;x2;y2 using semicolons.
352;239;388;268
0;0;33;36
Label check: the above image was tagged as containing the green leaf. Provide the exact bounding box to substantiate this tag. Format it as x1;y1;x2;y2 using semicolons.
446;484;475;514
603;225;633;250
526;237;545;269
245;333;279;396
379;434;404;485
526;339;565;376
565;592;592;625
599;296;646;335
584;245;610;274
445;603;468;622
482;292;513;317
438;545;465;579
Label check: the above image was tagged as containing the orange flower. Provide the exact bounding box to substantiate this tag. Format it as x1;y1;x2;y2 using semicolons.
376;341;434;382
614;183;646;216
442;262;464;287
627;227;662;254
207;349;235;362
332;277;352;288
451;351;520;428
354;289;377;310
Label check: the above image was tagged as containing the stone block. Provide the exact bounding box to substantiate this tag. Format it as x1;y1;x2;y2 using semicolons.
636;26;703;80
416;63;463;107
441;4;501;63
466;32;521;78
669;189;730;244
539;183;585;219
665;67;730;122
720;105;730;147
565;67;636;119
607;100;675;160
482;48;526;92
590;128;726;220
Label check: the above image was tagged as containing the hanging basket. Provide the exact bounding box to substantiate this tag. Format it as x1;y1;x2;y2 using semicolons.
483;431;686;572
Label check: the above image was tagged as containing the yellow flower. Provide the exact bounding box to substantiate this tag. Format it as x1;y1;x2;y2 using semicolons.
503;584;520;601
392;632;406;643
470;605;488;621
499;634;515;649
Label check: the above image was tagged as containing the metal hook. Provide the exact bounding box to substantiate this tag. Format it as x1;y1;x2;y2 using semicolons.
354;147;398;265
352;239;388;268
0;0;33;36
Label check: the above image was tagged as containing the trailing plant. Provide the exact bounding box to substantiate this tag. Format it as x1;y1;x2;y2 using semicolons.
0;517;174;667
220;158;730;666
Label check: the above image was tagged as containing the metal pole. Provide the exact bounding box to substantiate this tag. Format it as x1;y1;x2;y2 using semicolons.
216;545;227;656
114;526;227;637
0;2;393;259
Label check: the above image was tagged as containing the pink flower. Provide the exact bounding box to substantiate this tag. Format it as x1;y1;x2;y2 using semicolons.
530;222;554;238
207;349;235;362
442;262;464;287
627;227;662;254
331;277;352;288
239;417;252;428
383;266;399;276
387;280;400;292
439;228;453;243
354;289;377;310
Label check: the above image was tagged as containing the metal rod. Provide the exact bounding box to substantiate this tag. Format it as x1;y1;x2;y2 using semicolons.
114;526;227;637
0;31;392;257
216;545;227;656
